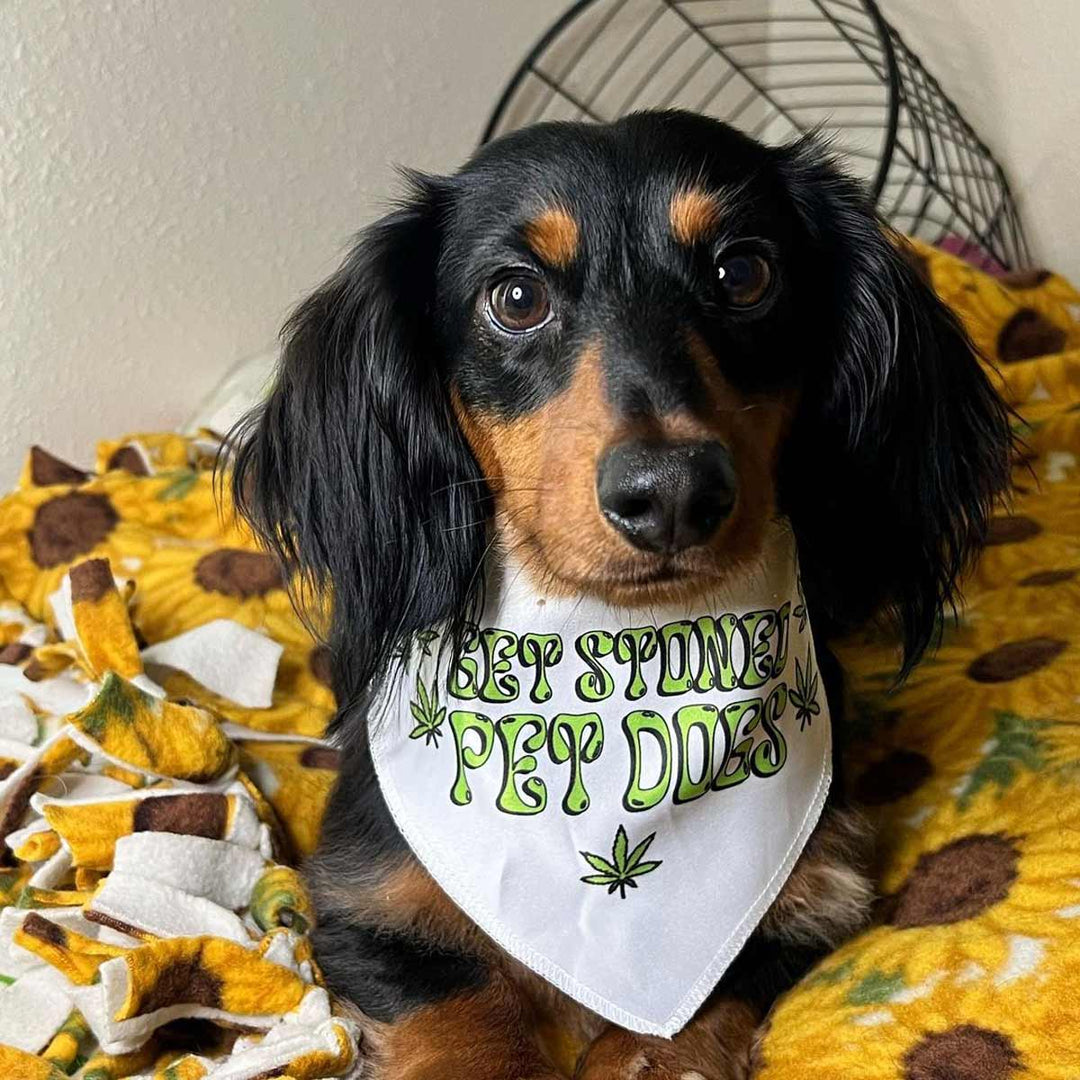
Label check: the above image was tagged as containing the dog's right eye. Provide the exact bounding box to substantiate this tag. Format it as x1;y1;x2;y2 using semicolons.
487;275;552;334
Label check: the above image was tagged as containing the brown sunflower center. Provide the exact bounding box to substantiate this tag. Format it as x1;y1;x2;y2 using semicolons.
300;745;341;771
107;445;150;476
194;549;283;598
891;833;1019;928
903;1024;1020;1080
133;793;229;837
997;307;1067;364
1019;568;1076;587
309;644;333;688
29;492;119;568
984;515;1041;546
967;638;1068;683
29;446;88;486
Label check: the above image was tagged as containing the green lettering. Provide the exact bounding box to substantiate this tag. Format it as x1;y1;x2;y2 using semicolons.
449;710;494;805
658;620;694;696
613;626;658;701
575;631;615;702
479;628;519;703
712;698;761;790
622;710;672;811
495;714;548;814
693;614;741;693
752;684;789;777
772;602;792;680
673;703;720;804
448;626;481;700
740;611;776;689
548;712;604;814
518;633;564;704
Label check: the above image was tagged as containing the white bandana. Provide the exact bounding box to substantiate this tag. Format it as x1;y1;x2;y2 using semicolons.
369;522;831;1037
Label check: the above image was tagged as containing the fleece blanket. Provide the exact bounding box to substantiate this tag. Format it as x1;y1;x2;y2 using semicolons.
0;436;352;1077
0;238;1077;1078
755;247;1080;1077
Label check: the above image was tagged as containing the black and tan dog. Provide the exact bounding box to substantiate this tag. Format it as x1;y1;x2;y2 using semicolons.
231;111;1010;1078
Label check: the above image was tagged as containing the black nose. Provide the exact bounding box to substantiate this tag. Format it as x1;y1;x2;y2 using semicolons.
596;440;737;554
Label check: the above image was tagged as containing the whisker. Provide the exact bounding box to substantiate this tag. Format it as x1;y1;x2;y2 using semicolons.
438;519;489;534
432;474;548;493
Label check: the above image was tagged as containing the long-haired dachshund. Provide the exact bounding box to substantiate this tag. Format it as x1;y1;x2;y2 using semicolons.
231;110;1010;1078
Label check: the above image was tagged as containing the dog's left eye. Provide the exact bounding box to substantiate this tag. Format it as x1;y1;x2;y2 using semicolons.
715;249;774;309
487;275;552;334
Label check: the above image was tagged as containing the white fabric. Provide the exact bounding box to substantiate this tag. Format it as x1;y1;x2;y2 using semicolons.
0;966;73;1052
87;871;253;945
220;722;324;745
0;697;39;745
48;574;78;643
113;832;267;911
205;1016;355;1080
371;523;831;1037
48;567;283;710
29;848;73;889
140;618;283;708
0;663;93;717
0;907;82;978
0;906;139;978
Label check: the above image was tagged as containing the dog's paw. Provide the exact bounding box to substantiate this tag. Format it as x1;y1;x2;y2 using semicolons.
575;1028;750;1080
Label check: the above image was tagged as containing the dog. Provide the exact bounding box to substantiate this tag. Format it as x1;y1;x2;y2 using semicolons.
230;110;1011;1078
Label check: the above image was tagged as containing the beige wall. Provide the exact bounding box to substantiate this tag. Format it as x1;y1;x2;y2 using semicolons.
0;1;562;483
883;0;1080;284
2;1;1076;483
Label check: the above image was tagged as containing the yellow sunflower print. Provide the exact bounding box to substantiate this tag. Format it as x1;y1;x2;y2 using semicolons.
759;242;1080;1078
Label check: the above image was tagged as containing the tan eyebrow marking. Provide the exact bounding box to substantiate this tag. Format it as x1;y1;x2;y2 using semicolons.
523;205;580;269
669;187;723;246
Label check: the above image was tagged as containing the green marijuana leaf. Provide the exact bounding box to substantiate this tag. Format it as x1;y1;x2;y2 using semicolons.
408;674;446;747
580;825;662;900
845;967;905;1006
804;958;856;988
789;646;821;730
392;629;440;663
156;468;199;502
958;709;1049;809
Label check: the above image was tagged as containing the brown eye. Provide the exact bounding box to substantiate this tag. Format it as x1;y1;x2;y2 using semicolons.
716;251;773;308
488;275;552;333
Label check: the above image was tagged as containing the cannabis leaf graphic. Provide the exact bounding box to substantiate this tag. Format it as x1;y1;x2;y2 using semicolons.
958;709;1049;809
392;629;440;663
580;825;662;900
789;646;821;730
845;967;905;1006
156;467;200;502
408;674;446;747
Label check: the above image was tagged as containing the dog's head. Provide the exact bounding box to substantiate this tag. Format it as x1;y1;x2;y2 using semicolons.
232;111;1010;732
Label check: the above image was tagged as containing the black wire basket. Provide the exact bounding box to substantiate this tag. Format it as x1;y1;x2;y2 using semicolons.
482;0;1030;272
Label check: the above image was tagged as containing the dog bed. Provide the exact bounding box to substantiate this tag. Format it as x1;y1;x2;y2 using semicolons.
0;240;1077;1078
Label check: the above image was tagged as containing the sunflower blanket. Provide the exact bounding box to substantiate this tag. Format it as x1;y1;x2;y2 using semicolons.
0;437;354;1077
0;240;1078;1078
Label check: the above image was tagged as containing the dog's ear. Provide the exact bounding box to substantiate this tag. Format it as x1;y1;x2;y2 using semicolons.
229;175;487;737
776;137;1011;674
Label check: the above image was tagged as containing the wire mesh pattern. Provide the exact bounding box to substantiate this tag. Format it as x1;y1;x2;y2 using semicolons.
482;0;1030;271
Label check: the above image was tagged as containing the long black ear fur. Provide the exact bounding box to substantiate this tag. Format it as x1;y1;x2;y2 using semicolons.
777;137;1012;674
229;176;487;740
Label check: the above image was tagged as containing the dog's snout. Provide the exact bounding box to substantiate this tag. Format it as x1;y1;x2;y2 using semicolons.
596;440;737;554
